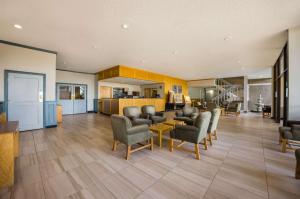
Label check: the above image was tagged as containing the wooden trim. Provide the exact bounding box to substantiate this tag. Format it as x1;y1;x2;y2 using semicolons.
56;69;96;75
0;40;57;54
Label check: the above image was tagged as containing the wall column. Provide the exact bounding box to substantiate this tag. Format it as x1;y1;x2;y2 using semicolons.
243;76;249;112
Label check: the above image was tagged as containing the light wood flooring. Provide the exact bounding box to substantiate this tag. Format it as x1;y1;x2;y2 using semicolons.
0;112;299;199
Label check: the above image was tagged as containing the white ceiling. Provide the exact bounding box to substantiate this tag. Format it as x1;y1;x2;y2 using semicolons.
1;0;300;80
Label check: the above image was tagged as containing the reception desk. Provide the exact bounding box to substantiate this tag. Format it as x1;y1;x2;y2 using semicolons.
100;98;165;115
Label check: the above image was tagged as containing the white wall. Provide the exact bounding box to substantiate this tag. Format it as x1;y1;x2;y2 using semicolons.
288;27;300;121
98;81;141;98
0;43;56;101
56;70;97;111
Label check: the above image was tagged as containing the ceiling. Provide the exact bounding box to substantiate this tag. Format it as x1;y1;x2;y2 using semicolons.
1;0;300;80
102;77;157;85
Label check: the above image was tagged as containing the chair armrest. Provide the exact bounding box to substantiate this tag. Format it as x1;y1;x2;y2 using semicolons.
176;110;183;117
191;113;199;120
127;124;149;135
292;125;300;131
283;131;293;140
155;112;165;117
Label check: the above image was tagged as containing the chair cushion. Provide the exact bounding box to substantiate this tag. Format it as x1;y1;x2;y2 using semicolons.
127;130;153;145
132;118;152;126
123;106;141;119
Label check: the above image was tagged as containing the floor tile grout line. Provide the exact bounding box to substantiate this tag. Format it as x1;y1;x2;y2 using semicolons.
202;138;233;199
262;128;270;199
31;131;47;199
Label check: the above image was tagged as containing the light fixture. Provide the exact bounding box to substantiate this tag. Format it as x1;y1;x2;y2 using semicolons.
92;45;97;49
224;36;232;41
63;61;67;65
14;24;22;29
141;60;146;63
122;24;129;29
172;50;178;55
237;60;241;64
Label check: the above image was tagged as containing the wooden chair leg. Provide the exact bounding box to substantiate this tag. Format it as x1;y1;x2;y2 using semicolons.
194;144;200;160
208;134;213;146
126;145;131;160
150;137;153;151
281;139;287;153
296;160;300;179
214;130;217;140
169;138;174;152
112;140;117;151
204;138;208;150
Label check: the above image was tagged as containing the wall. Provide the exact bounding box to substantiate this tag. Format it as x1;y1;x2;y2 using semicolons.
248;84;272;111
0;43;56;101
188;87;205;99
140;83;164;98
56;70;97;111
288;27;300;121
98;81;141;98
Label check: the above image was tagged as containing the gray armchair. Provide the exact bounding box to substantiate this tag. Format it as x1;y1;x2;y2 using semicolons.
141;105;166;124
226;101;241;116
111;115;153;160
169;111;211;160
280;125;300;153
207;108;221;145
174;105;199;125
123;106;152;126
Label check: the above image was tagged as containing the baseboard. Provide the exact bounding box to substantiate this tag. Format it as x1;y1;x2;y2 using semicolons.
88;111;96;113
45;125;57;128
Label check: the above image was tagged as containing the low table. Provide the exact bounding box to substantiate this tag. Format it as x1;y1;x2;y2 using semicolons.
163;120;185;128
149;123;173;148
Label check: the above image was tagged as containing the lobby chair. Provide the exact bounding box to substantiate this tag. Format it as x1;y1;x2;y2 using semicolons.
295;149;300;179
141;105;166;124
174;105;199;125
280;125;300;153
207;108;221;145
123;106;152;126
111;114;153;160
226;101;241;116
169;112;211;160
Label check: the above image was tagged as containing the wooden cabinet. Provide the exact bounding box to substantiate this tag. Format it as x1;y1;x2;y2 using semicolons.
0;113;6;123
0;121;19;189
56;105;62;123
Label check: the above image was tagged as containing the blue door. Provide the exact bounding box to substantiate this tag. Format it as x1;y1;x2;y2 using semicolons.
57;84;87;115
8;72;44;131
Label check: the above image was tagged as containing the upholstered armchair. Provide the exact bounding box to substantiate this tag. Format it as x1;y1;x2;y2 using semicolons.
123;106;152;126
174;105;199;125
111;114;153;160
169;112;211;160
280;125;300;153
295;149;300;179
141;105;166;124
226;101;242;116
207;108;221;145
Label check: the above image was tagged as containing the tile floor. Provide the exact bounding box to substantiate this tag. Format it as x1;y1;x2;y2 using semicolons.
0;112;299;199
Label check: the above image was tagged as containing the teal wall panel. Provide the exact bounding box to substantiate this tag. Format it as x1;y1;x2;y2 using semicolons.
45;101;57;127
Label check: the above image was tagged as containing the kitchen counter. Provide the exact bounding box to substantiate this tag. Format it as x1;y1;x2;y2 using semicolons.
99;98;165;115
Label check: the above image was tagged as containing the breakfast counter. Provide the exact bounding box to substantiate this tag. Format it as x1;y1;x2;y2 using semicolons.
99;98;165;115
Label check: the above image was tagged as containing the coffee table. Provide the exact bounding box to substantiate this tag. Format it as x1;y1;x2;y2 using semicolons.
163;120;185;128
149;123;173;148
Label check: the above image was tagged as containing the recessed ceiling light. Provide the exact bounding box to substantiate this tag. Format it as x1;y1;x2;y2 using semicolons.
92;45;97;49
122;24;129;29
172;50;178;55
237;60;241;64
224;36;232;41
63;61;67;65
141;60;146;63
14;24;22;29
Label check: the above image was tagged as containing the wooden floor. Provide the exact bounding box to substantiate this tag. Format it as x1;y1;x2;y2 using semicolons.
1;112;299;199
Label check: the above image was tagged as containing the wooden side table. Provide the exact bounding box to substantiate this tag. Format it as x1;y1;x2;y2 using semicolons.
163;120;185;128
149;124;173;148
0;121;19;189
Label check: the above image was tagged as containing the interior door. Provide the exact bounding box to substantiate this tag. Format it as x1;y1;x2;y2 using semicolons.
73;85;87;114
57;84;73;115
8;72;44;131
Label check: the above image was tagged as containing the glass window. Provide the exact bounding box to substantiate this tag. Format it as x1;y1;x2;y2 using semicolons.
59;86;72;100
75;86;85;99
